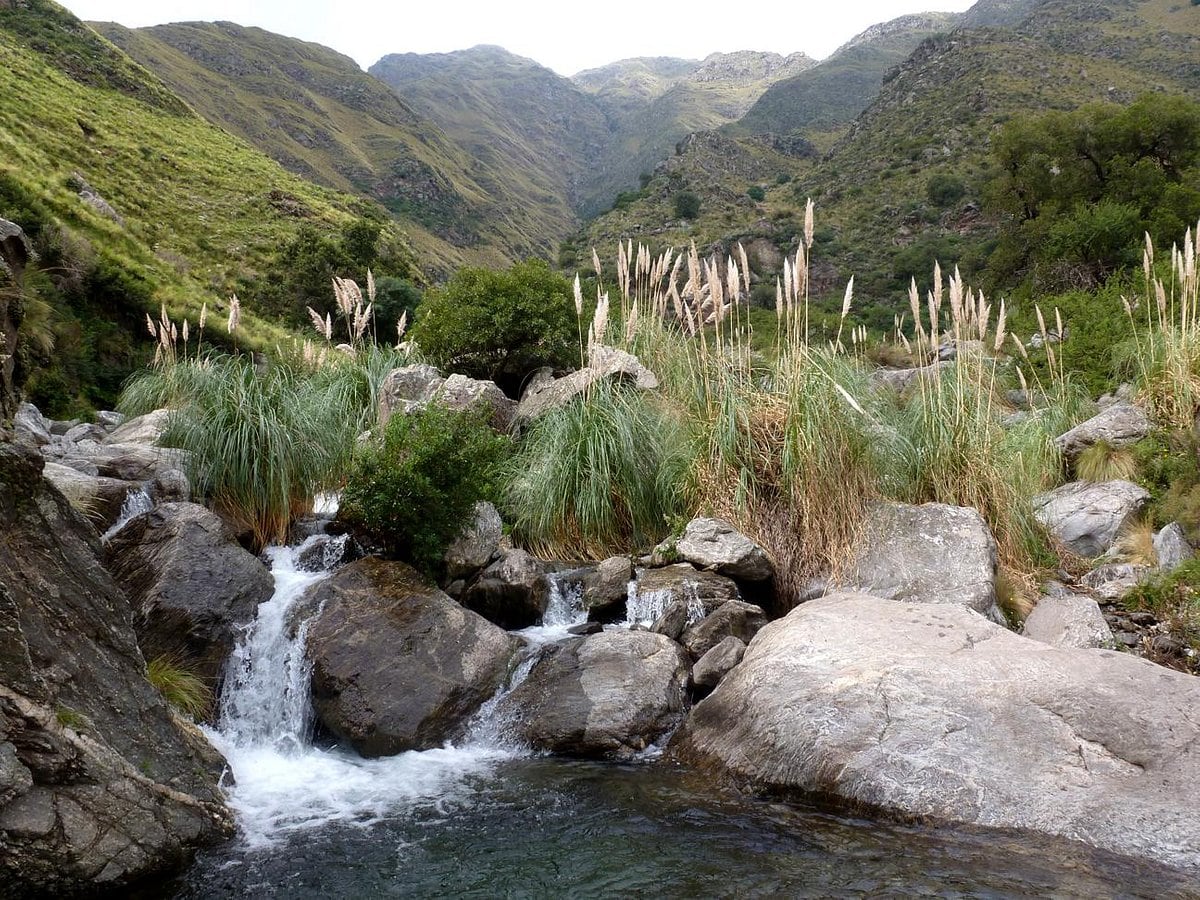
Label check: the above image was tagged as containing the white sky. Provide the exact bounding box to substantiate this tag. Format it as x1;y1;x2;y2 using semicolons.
63;0;976;76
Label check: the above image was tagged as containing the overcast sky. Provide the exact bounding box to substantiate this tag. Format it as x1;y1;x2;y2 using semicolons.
63;0;976;75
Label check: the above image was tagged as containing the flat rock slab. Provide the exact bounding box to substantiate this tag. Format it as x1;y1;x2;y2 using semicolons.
672;592;1200;874
1033;480;1149;559
834;501;1002;622
498;629;690;759
307;557;521;756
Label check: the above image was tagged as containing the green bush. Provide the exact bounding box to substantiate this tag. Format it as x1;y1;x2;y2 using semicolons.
673;191;701;220
410;259;574;396
746;185;766;202
341;405;512;573
926;173;966;207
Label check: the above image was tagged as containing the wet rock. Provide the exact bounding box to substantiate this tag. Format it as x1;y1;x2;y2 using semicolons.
672;592;1200;874
835;501;1002;622
105;502;274;685
0;442;231;895
307;558;520;756
627;564;741;625
582;556;632;622
515;345;658;420
295;534;358;573
460;548;550;629
650;600;691;641
444;501;503;580
104;408;170;446
1054;403;1151;462
692;636;746;690
40;461;134;533
1022;591;1114;649
1153;522;1193;572
681;600;768;660
1033;481;1149;559
498;629;689;759
567;621;603;636
675;518;773;582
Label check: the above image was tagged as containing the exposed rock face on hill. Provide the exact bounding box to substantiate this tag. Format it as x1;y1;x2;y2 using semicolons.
0;442;232;896
673;591;1200;874
0;218;30;425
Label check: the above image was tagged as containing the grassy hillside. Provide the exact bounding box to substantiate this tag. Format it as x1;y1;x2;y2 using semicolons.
574;51;816;214
92;22;535;271
0;0;417;410
582;0;1200;331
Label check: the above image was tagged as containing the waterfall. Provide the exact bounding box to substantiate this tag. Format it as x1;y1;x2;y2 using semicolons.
515;571;588;643
100;487;153;541
624;579;706;628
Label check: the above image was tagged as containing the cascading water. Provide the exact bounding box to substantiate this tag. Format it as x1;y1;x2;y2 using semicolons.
623;578;706;627
204;533;516;850
516;571;588;643
100;487;153;541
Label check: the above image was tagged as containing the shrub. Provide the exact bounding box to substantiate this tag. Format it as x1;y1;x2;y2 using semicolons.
746;185;766;202
411;259;574;396
341;405;512;573
504;382;694;559
926;173;966;207
673;191;701;220
147;655;212;720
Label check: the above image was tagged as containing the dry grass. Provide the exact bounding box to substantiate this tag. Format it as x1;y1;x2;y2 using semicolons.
1115;519;1158;566
1075;440;1138;482
997;567;1037;625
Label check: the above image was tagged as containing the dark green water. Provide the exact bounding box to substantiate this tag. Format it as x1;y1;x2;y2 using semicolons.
167;758;1195;899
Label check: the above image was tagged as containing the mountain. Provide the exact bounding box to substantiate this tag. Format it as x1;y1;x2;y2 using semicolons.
370;45;612;250
92;21;524;270
581;0;1200;328
732;13;958;140
575;51;817;214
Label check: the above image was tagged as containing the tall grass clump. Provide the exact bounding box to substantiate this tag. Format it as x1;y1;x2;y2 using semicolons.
120;275;410;550
505;380;695;559
1122;223;1200;430
147;654;212;720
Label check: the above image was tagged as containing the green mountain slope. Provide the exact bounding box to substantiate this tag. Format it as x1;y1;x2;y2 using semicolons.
92;21;526;270
370;45;613;251
732;13;958;138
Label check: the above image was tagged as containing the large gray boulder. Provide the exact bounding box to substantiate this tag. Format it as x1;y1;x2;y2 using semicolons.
834;502;1002;623
459;548;550;629
515;345;658;420
0;443;232;895
12;403;50;448
307;558;521;757
680;599;768;660
672;592;1200;874
104;408;170;446
675;518;773;582
1022;588;1114;649
444;501;502;580
497;629;690;758
1054;403;1151;462
1033;480;1149;559
104;502;274;686
691;636;747;690
581;556;632;622
377;365;514;431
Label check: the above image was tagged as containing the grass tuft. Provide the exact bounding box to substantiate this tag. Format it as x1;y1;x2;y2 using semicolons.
146;654;212;720
1076;440;1138;482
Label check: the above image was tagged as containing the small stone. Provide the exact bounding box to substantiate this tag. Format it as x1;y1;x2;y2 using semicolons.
567;621;603;636
1128;611;1157;627
1117;632;1140;647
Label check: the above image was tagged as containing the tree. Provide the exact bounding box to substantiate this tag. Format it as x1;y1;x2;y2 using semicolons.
673;191;701;220
410;259;575;396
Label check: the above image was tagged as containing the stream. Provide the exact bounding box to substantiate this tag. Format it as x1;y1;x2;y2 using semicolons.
160;536;1191;898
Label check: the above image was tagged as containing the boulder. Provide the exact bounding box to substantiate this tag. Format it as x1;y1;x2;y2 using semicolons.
681;600;768;660
1153;523;1193;572
0;442;231;895
444;501;503;580
459;548;550;629
12;403;51;447
1022;590;1114;649
675;518;773;582
626;564;741;625
515;345;658;420
104;503;274;685
377;365;514;431
1080;563;1151;602
63;422;108;444
672;592;1200;874
691;636;746;690
1055;403;1151;462
1033;480;1149;559
104;409;170;446
497;629;690;758
581;556;632;622
41;461;134;533
294;534;357;573
835;502;1002;623
96;410;125;431
307;558;520;757
870;362;947;395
